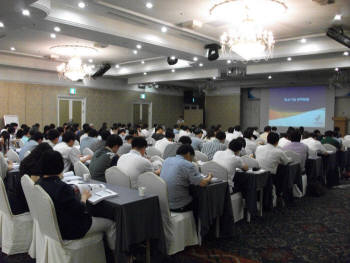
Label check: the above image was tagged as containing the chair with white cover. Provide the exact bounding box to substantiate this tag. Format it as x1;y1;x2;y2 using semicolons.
137;172;198;255
21;175;45;260
105;166;131;188
195;151;208;162
24;151;31;159
146;147;162;158
345;135;350;141
146;137;156;146
7;149;20;163
201;161;228;181
323;143;337;152
74;161;90;178
32;184;106;263
343;140;350;150
150;155;164;163
82;147;94;157
241;156;259;169
0;177;32;255
0;153;8;179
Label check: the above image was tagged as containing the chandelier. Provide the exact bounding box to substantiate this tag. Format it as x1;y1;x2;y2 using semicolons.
210;0;287;60
56;57;93;82
220;19;275;60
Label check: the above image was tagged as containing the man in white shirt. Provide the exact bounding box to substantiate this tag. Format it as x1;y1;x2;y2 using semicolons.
232;125;243;139
255;132;291;175
213;139;248;190
191;128;204;151
44;129;60;148
54;131;91;172
259;126;271;144
201;131;227;160
178;126;191;138
225;127;235;143
155;130;175;155
278;135;291;148
243;128;258;155
301;132;328;158
118;137;160;189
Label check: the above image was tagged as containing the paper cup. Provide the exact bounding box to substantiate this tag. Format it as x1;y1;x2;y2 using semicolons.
138;186;146;197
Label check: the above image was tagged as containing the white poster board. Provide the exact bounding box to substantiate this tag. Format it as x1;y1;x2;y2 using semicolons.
4;115;19;126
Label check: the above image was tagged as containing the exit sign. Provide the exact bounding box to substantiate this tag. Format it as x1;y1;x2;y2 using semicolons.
140;93;146;99
69;88;76;95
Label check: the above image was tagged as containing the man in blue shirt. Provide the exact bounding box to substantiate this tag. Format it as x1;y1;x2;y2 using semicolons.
80;129;99;154
160;144;212;212
19;131;43;161
191;128;203;151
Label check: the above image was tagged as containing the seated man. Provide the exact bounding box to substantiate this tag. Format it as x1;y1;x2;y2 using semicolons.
201;131;227;160
259;126;271;144
89;135;123;182
301;132;328;157
155;129;175;155
321;130;341;150
118;137;160;189
163;136;192;159
243;127;258;155
90;130;110;152
213;139;248;191
191;128;204;151
54;131;90;172
152;126;165;141
38;150;116;249
80;129;99;154
19;131;43;161
282;130;308;171
44;129;60;148
117;135;133;156
160;144;212;212
225;127;235;143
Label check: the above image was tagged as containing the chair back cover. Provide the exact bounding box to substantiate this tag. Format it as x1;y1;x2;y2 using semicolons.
146;147;162;157
241;156;260;169
162;143;180;160
323;143;337;152
201;161;228;181
74;161;90;178
0;153;8;179
150;155;164;163
82;148;94;157
105;166;131;188
0;177;13;217
21;175;37;218
195;151;208;162
7;149;20;163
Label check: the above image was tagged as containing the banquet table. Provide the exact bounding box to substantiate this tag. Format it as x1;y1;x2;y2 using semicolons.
190;181;234;243
234;169;272;217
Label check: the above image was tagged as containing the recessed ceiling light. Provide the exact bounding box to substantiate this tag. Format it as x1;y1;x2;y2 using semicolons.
287;57;292;61
334;14;342;21
136;44;142;49
335;67;339;72
54;26;61;32
50;54;60;59
227;60;231;64
133;50;138;54
170;56;176;60
300;38;307;44
0;22;4;28
22;9;30;16
50;33;56;39
115;64;120;68
193;57;198;61
78;2;86;8
199;63;203;67
143;72;147;75
344;51;349;56
171;69;175;73
91;65;95;69
213;76;216;80
141;60;145;64
10;47;16;51
161;26;167;33
228;70;232;74
88;59;93;63
146;2;153;9
268;75;272;79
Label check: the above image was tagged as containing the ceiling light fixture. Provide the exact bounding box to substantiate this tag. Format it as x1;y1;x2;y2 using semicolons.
335;67;339;72
50;33;56;39
10;47;16;51
268;75;272;79
88;59;93;63
136;44;142;49
22;9;30;16
334;14;342;21
115;64;120;68
133;50;138;54
213;76;216;80
57;57;93;81
146;2;153;9
300;38;307;43
227;60;232;64
78;2;86;8
50;45;98;57
193;57;198;61
143;72;147;75
344;51;349;56
54;26;61;32
171;69;175;73
161;26;167;33
199;63;203;67
287;57;292;61
0;22;4;28
141;60;145;64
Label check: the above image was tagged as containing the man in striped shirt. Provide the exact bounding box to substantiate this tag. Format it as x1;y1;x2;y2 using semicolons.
201;131;227;160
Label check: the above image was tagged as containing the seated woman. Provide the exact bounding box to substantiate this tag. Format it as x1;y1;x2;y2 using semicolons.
37;150;116;249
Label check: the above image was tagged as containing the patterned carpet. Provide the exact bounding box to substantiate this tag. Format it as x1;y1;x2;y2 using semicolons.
2;185;350;263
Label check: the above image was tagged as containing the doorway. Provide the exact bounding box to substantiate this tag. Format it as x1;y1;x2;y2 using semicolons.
57;96;86;126
133;102;152;128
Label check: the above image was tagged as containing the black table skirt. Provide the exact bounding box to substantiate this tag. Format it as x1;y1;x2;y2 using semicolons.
190;181;234;239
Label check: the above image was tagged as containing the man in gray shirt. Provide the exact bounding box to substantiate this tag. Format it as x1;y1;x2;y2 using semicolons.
160;144;212;212
80;129;99;154
191;128;203;151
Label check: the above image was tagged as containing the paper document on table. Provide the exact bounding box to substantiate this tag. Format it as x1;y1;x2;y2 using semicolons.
69;182;118;205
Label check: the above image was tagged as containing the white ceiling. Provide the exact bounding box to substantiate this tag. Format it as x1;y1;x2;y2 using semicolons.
0;0;349;84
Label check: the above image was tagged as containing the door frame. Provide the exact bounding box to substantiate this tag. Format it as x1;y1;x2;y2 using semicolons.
132;101;152;128
57;95;86;126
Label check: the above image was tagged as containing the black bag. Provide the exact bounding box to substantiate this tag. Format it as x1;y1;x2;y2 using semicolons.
308;181;327;197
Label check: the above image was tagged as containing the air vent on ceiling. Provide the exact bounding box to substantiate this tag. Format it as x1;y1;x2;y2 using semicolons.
312;0;335;5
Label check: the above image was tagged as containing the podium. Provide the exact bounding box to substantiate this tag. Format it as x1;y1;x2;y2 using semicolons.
333;117;348;137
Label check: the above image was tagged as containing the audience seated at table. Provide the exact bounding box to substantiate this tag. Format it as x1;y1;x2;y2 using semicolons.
225;127;235;143
118;136;160;189
117;135;133;156
282;130;309;171
19;131;43;161
37;150;116;248
163;135;192;159
201;131;227;160
91;130;110;152
179;126;191;138
152;126;165;141
321;130;342;150
43;129;60;148
155;129;175;155
213;139;248;191
191;128;204;151
243;127;258;155
80;128;99;154
259;126;271;144
278;128;293;148
302;131;328;158
232;125;243;139
89;134;123;182
160;144;212;212
0;130;10;155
